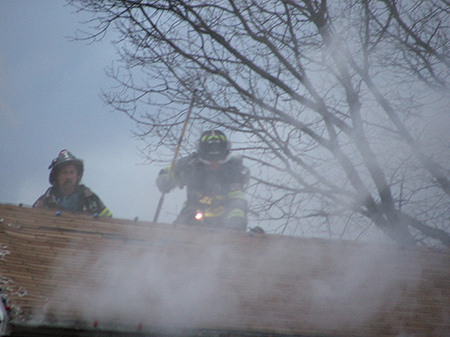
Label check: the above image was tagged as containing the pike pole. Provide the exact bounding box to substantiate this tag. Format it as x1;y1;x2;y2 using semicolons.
152;91;196;223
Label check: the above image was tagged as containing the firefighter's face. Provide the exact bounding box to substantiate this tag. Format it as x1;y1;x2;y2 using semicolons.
57;164;78;196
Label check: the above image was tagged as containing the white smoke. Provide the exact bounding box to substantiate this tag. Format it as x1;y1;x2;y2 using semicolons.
36;230;427;334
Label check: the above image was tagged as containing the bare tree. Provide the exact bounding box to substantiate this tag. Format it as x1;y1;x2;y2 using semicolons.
70;0;450;247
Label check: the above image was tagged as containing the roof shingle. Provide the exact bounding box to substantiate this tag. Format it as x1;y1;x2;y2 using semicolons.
0;203;449;337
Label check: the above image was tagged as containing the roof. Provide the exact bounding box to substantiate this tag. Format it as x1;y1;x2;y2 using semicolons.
0;203;449;336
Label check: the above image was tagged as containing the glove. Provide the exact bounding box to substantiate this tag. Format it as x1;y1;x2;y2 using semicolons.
156;172;176;193
249;226;265;235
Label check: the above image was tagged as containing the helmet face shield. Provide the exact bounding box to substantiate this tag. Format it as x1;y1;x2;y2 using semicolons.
198;130;230;162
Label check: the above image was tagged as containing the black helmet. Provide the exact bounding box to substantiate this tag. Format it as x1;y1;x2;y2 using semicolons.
198;130;231;162
48;149;84;185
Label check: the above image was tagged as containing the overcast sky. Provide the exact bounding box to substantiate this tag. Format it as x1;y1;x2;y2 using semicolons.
0;1;184;222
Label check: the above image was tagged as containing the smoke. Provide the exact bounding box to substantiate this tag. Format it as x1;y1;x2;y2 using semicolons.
36;231;425;334
305;242;422;327
39;230;243;330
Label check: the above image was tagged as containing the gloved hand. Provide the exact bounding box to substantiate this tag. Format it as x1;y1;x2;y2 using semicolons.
249;226;265;235
156;172;176;193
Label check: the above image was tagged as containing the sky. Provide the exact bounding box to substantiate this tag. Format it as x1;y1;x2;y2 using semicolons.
0;1;184;222
2;2;447;241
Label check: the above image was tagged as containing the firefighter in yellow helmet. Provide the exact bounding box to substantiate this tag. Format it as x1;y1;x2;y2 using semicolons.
156;130;249;230
33;149;112;217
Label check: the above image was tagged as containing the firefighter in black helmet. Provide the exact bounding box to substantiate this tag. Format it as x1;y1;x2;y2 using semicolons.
156;130;249;230
33;149;112;217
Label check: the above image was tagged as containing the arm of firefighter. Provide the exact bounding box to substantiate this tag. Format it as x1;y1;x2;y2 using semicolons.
84;187;112;217
98;206;112;217
225;188;248;231
32;187;53;209
32;196;46;208
157;156;193;193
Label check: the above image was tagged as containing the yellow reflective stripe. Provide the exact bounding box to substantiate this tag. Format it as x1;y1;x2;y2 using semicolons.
99;207;112;217
227;190;245;199
202;131;226;142
227;209;245;219
204;206;226;217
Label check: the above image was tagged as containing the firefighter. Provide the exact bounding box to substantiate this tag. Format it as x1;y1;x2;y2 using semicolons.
33;149;112;217
156;130;249;230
